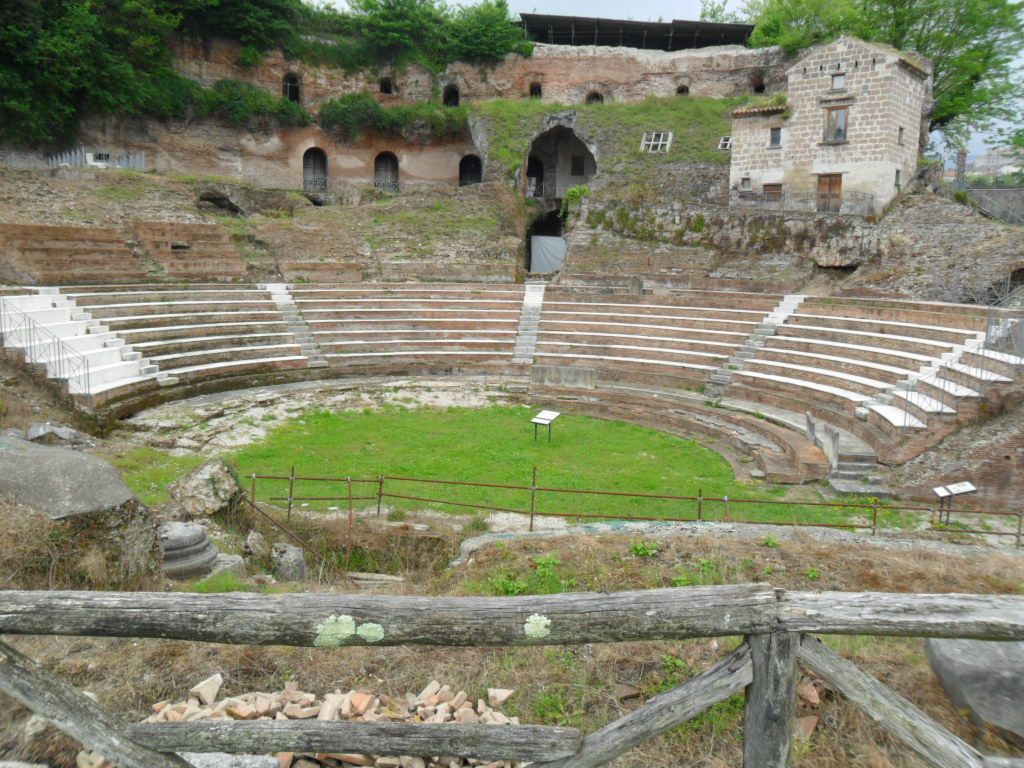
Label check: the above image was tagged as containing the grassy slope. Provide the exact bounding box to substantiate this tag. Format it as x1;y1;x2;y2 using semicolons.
473;96;739;182
113;405;906;527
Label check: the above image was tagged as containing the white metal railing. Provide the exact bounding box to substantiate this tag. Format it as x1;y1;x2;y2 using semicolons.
47;147;146;171
0;298;91;400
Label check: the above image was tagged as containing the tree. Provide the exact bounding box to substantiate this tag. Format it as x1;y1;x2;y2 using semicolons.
449;0;531;63
748;0;1024;136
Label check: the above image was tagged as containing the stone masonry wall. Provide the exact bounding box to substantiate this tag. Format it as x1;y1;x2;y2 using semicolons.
564;199;880;274
171;38;789;110
729;37;931;210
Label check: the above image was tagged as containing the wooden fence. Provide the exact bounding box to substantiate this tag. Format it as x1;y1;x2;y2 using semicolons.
1;586;1023;767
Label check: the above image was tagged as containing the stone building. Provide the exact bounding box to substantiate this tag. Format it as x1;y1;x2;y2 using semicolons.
728;37;932;215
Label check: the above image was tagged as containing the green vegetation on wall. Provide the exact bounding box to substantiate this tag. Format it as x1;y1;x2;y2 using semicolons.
0;0;527;147
472;95;741;181
319;92;468;141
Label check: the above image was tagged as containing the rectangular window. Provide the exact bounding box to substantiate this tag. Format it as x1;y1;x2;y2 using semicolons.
762;183;782;201
640;131;673;153
831;73;846;90
718;136;733;151
824;106;848;143
895;169;901;190
570;155;585;176
769;127;782;147
741;177;752;190
898;126;905;145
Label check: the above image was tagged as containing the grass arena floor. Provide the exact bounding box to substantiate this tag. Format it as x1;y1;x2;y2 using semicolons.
113;404;911;529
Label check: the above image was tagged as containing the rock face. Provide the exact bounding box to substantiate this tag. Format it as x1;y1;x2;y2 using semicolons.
0;435;161;587
272;542;307;581
159;522;220;579
167;459;243;519
925;638;1024;745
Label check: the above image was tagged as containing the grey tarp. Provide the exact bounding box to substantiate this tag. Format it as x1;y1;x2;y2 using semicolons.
530;235;567;272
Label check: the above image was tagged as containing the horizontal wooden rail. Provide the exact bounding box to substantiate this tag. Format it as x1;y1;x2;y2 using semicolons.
3;587;1023;645
127;721;580;762
0;585;777;646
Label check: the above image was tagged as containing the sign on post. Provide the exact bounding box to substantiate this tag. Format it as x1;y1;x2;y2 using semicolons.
531;410;561;443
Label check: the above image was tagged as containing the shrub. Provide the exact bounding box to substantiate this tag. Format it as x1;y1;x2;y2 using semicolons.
193;79;312;126
319;92;468;140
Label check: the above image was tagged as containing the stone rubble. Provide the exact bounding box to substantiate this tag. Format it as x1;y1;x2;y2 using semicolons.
78;679;522;768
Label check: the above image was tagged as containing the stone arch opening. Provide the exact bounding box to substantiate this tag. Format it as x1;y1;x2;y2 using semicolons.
524;126;596;200
379;77;394;94
750;73;766;94
459;155;482;186
529;82;543;99
374;152;399;192
676;84;690;96
443;85;461;107
282;73;301;103
302;147;328;192
585;91;604;104
526;210;565;273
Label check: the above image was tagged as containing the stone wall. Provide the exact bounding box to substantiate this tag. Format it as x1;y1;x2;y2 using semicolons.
77;115;479;190
564;199;881;275
729;37;932;212
170;38;789;109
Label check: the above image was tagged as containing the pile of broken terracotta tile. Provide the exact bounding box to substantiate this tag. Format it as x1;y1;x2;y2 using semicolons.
79;674;523;768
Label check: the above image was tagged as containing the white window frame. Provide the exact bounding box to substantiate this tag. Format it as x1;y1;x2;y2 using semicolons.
718;136;733;151
831;72;846;90
640;131;673;153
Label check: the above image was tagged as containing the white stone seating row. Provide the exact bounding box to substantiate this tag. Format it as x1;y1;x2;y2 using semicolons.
296;285;527;367
798;299;990;331
543;299;772;322
732;370;926;430
786;312;980;345
1;293;157;395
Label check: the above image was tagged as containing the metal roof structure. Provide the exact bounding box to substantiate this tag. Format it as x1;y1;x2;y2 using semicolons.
519;14;754;50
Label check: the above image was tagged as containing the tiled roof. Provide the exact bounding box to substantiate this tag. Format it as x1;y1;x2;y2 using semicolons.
732;104;787;117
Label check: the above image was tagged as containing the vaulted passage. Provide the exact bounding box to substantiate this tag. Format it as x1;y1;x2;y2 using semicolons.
525;127;596;200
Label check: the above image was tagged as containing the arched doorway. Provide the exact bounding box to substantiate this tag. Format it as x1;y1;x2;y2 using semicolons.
379;77;394;94
676;84;690;96
585;91;604;104
750;73;766;94
526;156;544;198
374;152;399;191
302;147;327;192
529;82;542;99
283;73;301;103
524;126;596;200
459;155;482;186
443;85;460;107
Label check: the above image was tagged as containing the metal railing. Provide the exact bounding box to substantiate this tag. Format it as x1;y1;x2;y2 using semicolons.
0;298;91;400
729;190;880;216
47;147;146;171
249;468;1023;548
528;179;558;199
956;183;1024;226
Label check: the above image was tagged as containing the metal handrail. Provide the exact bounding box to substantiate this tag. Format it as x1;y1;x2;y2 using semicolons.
0;298;91;400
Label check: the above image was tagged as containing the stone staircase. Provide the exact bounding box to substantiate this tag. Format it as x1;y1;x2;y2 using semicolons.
705;294;807;398
266;283;328;368
512;282;546;364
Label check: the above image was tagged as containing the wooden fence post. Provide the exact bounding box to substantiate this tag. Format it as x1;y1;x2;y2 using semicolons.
0;639;192;768
286;465;296;522
743;631;799;768
346;476;354;572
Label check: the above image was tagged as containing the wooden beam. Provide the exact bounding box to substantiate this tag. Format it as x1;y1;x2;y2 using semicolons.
533;645;752;768
781;592;1024;639
798;636;985;768
0;585;778;647
0;639;192;768
743;632;798;768
127;721;580;762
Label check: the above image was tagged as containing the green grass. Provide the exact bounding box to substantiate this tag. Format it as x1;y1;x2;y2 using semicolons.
112;405;914;529
109;447;205;506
